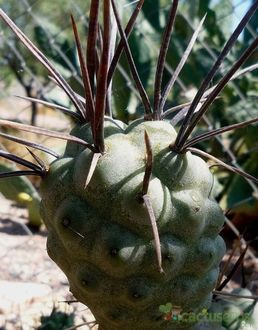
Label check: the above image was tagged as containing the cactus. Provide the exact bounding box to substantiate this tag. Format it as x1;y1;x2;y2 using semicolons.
40;118;226;329
0;1;258;329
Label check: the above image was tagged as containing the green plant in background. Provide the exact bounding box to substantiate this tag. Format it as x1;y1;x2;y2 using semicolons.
37;306;75;330
0;0;258;329
0;0;91;125
0;162;41;227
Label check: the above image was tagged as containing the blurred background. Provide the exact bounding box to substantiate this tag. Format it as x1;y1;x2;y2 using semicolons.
0;0;257;329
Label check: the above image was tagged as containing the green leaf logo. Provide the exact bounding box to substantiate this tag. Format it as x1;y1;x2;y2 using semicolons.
201;308;208;315
159;303;173;313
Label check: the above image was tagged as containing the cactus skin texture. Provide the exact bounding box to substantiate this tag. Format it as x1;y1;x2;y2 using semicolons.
40;118;226;330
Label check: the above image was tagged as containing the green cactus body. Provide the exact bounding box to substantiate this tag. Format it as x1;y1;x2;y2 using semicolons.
40;119;226;330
